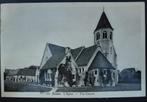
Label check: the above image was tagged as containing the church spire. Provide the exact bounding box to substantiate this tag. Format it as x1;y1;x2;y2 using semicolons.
94;10;113;33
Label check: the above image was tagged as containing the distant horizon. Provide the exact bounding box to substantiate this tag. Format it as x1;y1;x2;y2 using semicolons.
1;3;145;72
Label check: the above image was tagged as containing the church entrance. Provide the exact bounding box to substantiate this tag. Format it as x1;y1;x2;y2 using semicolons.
57;56;78;87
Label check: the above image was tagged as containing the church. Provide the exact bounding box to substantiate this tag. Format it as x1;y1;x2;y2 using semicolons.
39;10;119;87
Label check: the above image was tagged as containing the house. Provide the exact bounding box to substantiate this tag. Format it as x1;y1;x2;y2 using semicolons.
39;11;119;87
4;69;19;82
17;66;40;83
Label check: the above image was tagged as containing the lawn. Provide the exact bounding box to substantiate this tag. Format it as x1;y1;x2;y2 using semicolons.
4;80;141;92
4;80;52;92
56;83;141;92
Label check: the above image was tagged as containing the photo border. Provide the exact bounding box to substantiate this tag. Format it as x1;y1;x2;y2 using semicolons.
0;0;146;102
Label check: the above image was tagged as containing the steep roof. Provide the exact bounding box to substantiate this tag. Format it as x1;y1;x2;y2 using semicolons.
42;55;65;70
94;11;113;32
41;43;66;70
88;51;114;71
48;43;65;56
17;68;37;76
76;45;97;66
71;46;85;60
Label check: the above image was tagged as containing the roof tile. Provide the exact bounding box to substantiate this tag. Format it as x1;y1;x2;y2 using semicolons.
88;51;114;71
76;45;97;66
94;11;113;32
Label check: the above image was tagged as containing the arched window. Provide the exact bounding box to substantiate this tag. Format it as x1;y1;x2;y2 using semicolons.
103;31;107;39
47;70;52;81
110;32;113;40
79;68;81;73
82;68;84;72
95;70;97;75
96;32;100;40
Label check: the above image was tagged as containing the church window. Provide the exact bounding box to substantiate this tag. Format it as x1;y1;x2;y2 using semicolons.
103;31;107;39
96;33;100;40
82;68;84;72
46;70;52;81
95;70;97;75
110;32;112;40
79;68;81;73
104;70;107;74
72;75;75;79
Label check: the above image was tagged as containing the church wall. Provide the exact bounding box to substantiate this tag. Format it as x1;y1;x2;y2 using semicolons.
77;66;86;86
88;69;100;86
87;68;118;87
77;47;101;86
42;68;56;87
40;44;52;69
107;46;117;68
94;28;117;68
35;68;40;83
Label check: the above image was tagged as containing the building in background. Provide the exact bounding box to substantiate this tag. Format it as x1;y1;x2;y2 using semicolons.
17;66;40;83
4;69;19;82
4;66;40;83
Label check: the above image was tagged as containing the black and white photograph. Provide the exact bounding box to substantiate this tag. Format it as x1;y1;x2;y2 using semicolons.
1;2;145;98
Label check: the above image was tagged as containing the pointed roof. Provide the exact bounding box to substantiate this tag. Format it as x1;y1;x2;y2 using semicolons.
88;51;114;71
94;11;113;32
48;43;65;56
41;43;66;70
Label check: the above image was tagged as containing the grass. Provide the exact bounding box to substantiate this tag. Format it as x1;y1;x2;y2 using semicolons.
4;80;52;92
56;83;141;92
4;80;141;92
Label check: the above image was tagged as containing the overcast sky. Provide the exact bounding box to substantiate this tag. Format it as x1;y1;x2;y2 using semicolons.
1;3;145;71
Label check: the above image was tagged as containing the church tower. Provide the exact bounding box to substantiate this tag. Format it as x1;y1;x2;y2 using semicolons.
94;11;117;68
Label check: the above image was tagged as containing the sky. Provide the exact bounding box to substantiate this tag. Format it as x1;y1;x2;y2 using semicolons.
1;2;145;71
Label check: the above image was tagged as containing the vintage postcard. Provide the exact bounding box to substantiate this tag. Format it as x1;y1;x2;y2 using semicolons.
1;2;146;98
